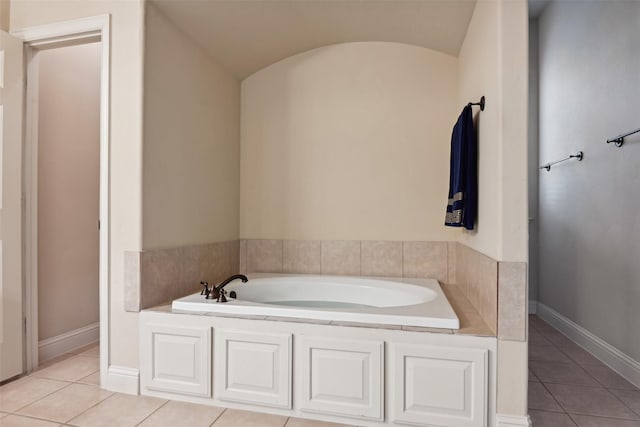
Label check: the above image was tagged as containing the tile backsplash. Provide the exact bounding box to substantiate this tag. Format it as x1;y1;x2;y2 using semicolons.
125;237;526;342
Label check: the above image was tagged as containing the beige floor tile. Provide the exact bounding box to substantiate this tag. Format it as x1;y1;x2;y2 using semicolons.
529;330;553;346
540;330;573;347
138;400;224;427
1;411;7;418
31;356;99;382
528;382;564;412
610;389;640;416
212;409;288;427
530;368;540;382
530;361;600;387
67;343;99;356
0;377;69;413
68;393;166;427
285;417;355;427
582;365;639;390
33;353;77;372
17;383;112;423
528;410;577;427
78;345;100;358
546;384;639;420
0;414;61;426
556;342;606;367
76;372;100;386
571;414;640;426
529;343;573;363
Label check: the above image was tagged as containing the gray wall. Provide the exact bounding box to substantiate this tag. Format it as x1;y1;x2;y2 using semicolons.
528;17;539;303
538;0;640;361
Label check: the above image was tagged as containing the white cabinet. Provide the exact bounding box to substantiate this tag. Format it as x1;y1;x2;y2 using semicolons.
391;343;488;427
140;323;211;398
299;336;384;421
214;329;292;409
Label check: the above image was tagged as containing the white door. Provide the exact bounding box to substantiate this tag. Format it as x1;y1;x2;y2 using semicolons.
0;30;24;382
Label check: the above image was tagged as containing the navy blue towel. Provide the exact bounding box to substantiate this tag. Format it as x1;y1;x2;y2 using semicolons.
444;105;477;230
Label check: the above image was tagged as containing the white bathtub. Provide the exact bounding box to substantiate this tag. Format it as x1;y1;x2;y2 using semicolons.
172;274;459;329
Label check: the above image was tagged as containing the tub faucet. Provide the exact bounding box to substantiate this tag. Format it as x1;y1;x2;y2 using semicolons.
206;274;248;302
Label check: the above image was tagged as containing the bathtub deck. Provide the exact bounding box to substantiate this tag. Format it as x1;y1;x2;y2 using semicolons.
149;283;494;337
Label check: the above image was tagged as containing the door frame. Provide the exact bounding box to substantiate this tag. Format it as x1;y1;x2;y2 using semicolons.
12;15;110;381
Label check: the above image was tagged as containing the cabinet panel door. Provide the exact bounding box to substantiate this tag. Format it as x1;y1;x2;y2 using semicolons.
299;336;383;421
215;329;292;409
142;324;211;397
392;343;488;427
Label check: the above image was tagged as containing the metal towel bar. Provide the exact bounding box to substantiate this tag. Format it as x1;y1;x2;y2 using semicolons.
540;151;584;171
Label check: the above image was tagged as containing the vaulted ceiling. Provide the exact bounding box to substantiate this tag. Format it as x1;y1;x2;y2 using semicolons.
150;0;478;79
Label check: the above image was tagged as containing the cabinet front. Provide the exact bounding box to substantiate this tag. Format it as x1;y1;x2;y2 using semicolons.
299;336;384;421
214;329;292;409
392;343;488;427
140;323;212;398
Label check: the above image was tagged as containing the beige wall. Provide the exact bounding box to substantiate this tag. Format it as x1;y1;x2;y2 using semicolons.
458;0;529;417
457;0;528;263
240;42;459;242
11;0;144;368
143;4;240;249
37;43;100;341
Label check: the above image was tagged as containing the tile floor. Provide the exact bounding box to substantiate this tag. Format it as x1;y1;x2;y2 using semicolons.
529;315;640;426
0;343;354;427
3;317;639;426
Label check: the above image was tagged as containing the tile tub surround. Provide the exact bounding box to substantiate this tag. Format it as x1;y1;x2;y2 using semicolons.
124;240;240;312
528;315;640;426
239;239;525;338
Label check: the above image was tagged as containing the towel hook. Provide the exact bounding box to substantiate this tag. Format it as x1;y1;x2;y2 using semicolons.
467;96;485;111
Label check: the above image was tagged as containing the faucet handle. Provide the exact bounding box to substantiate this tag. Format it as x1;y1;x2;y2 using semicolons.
218;288;228;303
200;281;209;295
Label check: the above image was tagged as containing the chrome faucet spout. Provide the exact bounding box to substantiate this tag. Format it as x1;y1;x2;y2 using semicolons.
206;274;248;302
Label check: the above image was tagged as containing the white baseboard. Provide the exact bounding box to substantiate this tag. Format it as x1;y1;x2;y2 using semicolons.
528;300;537;314
496;413;532;426
103;365;139;395
38;322;99;363
537;303;640;389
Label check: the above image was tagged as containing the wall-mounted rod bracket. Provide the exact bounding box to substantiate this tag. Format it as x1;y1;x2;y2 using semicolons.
540;151;583;171
467;96;485;111
606;127;640;147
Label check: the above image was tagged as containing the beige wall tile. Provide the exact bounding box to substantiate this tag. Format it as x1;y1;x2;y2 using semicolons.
140;247;181;309
361;240;402;277
447;241;457;285
498;262;527;341
320;240;360;276
239;239;247;273
283;240;321;274
246;239;283;273
455;243;498;334
123;251;141;312
402;241;447;282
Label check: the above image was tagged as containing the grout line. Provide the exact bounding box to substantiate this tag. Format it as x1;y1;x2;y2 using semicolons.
11;380;75;414
282;416;291;426
66;390;118;425
134;399;169;426
209;408;227;426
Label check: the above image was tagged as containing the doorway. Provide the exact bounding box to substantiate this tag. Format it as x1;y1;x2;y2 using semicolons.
32;42;101;364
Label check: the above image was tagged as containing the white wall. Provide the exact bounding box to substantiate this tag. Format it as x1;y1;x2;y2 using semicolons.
11;0;144;368
240;42;459;242
538;0;640;360
143;4;240;249
37;43;100;341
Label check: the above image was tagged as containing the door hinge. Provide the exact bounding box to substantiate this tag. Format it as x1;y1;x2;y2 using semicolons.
98;220;100;231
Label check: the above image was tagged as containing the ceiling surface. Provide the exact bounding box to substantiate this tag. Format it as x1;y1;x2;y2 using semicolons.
151;0;478;79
